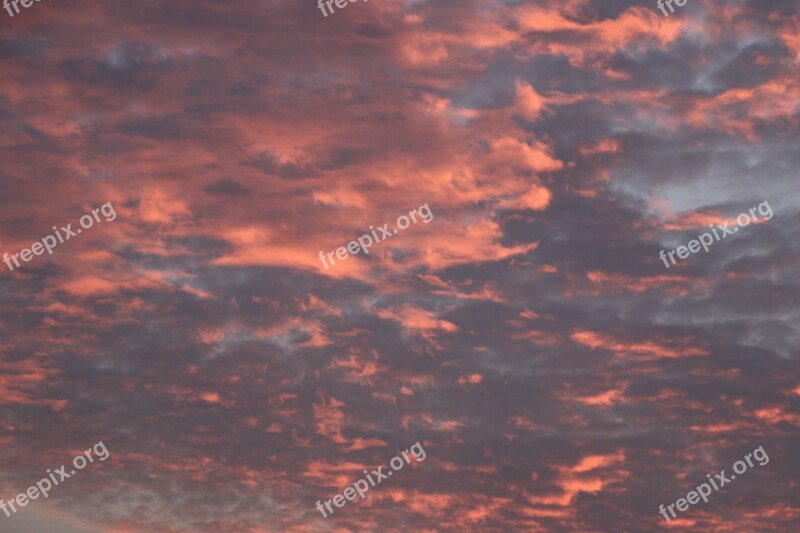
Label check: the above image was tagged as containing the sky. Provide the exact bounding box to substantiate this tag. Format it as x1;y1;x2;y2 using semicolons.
0;0;799;531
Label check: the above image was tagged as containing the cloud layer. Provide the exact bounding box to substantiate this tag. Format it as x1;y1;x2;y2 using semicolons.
0;0;798;531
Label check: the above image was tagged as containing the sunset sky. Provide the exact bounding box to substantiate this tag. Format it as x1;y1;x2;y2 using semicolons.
0;0;798;531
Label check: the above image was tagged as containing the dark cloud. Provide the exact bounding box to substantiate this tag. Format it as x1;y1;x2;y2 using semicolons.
203;178;251;196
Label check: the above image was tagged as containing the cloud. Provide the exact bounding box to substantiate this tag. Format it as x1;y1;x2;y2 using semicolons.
0;0;797;531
